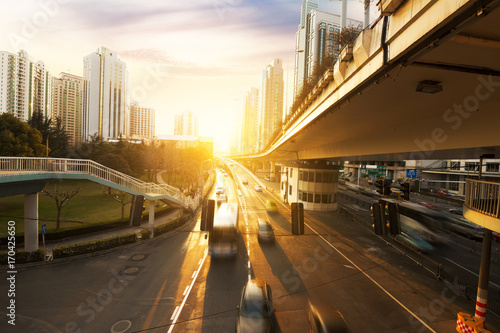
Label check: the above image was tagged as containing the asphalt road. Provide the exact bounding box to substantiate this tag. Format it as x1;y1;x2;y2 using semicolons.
1;165;499;332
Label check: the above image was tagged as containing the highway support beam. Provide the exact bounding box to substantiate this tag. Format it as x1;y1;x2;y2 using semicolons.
24;193;39;252
270;162;276;182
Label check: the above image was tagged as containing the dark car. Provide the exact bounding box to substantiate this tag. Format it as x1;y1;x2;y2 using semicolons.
258;219;275;243
236;279;274;333
449;207;463;215
308;302;350;333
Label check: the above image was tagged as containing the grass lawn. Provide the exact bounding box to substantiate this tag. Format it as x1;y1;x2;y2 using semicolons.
0;179;159;238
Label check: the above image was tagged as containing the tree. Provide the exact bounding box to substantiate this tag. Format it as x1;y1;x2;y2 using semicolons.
102;186;132;221
95;153;133;175
0;113;46;156
28;110;70;158
42;184;81;229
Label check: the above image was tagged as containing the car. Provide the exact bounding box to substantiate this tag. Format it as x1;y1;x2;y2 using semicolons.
418;201;438;209
236;279;274;333
258;219;275;243
265;200;278;213
216;186;224;195
216;193;227;205
449;207;463;215
241;178;248;185
254;185;262;192
308;301;350;333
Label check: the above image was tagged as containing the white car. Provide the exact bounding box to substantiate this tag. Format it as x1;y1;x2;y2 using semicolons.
216;194;227;205
215;186;224;194
254;185;262;192
242;178;248;185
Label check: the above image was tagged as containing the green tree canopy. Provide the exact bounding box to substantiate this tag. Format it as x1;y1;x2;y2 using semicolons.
28;111;70;158
0;113;46;156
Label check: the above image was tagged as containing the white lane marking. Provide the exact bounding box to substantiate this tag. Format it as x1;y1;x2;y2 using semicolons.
198;259;202;266
182;286;189;296
247;261;251;269
170;306;180;321
248;274;252;281
168;250;208;333
191;271;196;279
445;258;500;288
307;224;437;333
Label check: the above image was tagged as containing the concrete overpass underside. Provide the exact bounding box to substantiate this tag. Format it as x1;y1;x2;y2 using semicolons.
255;0;500;163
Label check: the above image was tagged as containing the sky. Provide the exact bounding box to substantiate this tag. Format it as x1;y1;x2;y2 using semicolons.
0;0;380;152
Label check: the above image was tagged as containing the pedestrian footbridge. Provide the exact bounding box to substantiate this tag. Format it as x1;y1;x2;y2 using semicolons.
0;157;199;251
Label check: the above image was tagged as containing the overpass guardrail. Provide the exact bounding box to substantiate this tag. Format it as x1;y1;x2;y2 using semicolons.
0;157;198;210
465;178;500;219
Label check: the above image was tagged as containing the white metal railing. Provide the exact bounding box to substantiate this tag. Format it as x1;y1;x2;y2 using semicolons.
465;178;500;219
0;157;198;210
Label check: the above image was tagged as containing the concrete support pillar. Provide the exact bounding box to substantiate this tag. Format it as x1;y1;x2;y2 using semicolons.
24;193;39;252
149;200;155;238
270;162;276;182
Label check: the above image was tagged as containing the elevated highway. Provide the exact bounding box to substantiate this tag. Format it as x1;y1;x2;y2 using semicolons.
251;0;500;162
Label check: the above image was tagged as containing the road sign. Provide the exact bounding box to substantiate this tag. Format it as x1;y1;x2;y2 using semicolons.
406;169;418;178
377;165;387;170
360;164;366;169
361;168;367;175
368;169;379;175
41;224;47;235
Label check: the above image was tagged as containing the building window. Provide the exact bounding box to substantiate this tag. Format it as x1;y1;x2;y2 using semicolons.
449;174;460;191
322;194;328;204
486;163;500;172
308;193;314;203
450;161;461;170
289;185;292;196
314;193;321;203
290;168;293;178
465;162;479;171
316;172;323;183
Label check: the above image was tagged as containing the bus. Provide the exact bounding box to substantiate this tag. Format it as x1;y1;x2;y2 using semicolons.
208;203;239;259
380;198;483;244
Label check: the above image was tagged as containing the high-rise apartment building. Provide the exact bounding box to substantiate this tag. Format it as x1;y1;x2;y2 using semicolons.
82;47;129;141
174;110;198;137
130;101;155;139
52;72;83;146
293;1;362;96
259;58;284;151
0;50;52;121
294;0;319;96
241;87;259;154
305;10;362;79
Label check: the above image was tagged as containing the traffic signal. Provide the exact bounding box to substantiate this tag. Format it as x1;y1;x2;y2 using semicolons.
402;182;410;201
370;203;385;235
383;179;392;196
384;201;401;235
375;180;384;195
291;202;304;235
200;199;215;231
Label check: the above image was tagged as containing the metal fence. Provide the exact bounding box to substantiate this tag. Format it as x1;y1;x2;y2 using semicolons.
0;157;197;209
465;178;500;219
